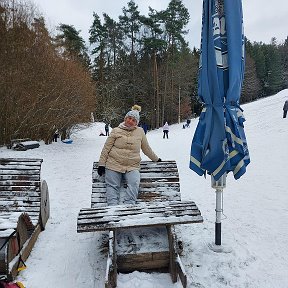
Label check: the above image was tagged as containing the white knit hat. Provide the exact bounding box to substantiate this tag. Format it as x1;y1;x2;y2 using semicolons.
125;105;141;124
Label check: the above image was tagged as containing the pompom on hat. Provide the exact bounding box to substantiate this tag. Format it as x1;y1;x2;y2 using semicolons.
125;105;141;124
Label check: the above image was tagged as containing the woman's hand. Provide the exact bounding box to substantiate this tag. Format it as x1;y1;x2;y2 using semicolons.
97;166;105;176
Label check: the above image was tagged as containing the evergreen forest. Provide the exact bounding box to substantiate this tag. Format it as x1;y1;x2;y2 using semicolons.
1;0;288;145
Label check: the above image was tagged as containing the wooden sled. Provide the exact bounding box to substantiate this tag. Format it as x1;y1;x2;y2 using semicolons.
0;158;50;280
77;160;203;288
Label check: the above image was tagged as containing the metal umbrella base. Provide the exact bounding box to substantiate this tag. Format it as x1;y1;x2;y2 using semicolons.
208;242;233;253
210;174;232;252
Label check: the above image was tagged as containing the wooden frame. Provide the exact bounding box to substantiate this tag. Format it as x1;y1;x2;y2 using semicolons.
0;158;50;280
77;160;203;287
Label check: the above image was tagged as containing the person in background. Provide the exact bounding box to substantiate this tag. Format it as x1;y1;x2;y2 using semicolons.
97;105;161;205
163;121;169;139
105;123;110;136
141;123;148;134
53;129;59;142
283;100;288;118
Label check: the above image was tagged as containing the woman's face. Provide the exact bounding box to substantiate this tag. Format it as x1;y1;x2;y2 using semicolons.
124;116;137;127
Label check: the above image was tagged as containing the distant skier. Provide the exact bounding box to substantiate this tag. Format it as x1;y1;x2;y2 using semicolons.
105;123;110;136
162;122;169;139
283;100;288;118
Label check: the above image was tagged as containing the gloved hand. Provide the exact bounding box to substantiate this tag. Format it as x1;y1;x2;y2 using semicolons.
97;166;105;176
157;158;162;162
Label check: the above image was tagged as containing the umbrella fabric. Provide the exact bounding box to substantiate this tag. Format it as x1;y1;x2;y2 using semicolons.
190;0;250;181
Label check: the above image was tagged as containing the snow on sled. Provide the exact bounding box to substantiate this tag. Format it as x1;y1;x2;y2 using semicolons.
8;139;40;151
0;158;50;280
77;160;203;288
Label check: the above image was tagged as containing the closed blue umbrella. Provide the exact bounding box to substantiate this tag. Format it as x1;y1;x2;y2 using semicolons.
190;0;250;246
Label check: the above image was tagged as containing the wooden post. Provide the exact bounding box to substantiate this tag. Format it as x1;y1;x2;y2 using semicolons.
166;225;177;283
105;231;117;288
176;255;187;288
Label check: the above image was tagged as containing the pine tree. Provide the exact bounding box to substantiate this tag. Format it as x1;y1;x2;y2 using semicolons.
55;24;91;68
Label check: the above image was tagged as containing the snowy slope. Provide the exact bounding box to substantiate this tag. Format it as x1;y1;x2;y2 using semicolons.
0;89;287;288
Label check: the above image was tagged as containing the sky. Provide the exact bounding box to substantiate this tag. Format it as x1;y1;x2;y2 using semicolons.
30;0;288;49
1;89;288;287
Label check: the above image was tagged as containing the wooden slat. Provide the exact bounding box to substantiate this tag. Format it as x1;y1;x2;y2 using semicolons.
77;201;203;232
0;207;40;214
0;168;40;180
0;186;40;192
80;203;200;219
92;160;177;169
0;191;40;197
0;200;40;207
91;191;181;200
0;180;41;186
91;191;181;206
117;251;170;271
92;182;180;189
0;158;43;163
0;165;42;171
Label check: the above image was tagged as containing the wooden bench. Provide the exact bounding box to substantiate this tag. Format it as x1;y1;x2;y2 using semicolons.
77;160;203;288
0;158;50;280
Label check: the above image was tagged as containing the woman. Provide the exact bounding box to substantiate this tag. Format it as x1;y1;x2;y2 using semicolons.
97;105;161;205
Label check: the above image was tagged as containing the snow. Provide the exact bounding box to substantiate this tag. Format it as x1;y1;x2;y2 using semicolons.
1;89;288;287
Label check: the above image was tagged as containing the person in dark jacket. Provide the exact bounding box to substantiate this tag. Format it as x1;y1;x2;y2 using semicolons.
283;100;288;118
105;123;110;136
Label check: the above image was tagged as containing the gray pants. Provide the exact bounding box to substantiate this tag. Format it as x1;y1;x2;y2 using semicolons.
105;168;140;206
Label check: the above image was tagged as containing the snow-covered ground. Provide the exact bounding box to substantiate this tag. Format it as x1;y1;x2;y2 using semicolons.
1;90;288;288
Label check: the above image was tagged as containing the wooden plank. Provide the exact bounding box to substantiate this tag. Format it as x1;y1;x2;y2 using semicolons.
0;191;40;197
0;206;41;213
176;255;187;288
167;225;177;283
77;201;203;232
0;174;40;180
91;195;181;208
92;160;177;169
92;181;180;187
117;251;169;271
80;202;200;219
0;167;41;172
0;181;41;187
91;189;181;199
0;200;41;207
0;158;43;163
0;195;41;201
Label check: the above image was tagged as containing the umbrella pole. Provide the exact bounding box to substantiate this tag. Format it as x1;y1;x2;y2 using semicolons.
215;188;223;245
211;174;226;246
